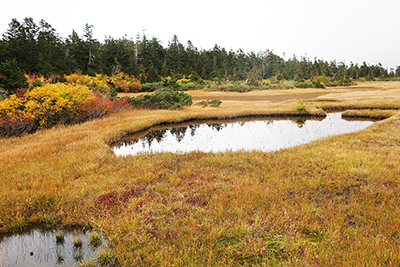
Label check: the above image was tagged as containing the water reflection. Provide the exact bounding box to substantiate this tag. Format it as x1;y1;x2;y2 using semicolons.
0;226;106;267
113;113;374;156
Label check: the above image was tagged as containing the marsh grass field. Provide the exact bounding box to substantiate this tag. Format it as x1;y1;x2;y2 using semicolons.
1;81;400;266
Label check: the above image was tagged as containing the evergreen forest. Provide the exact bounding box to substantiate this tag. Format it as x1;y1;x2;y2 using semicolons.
1;17;399;86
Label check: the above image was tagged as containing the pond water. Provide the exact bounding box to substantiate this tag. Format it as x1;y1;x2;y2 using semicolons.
0;226;107;267
113;113;374;156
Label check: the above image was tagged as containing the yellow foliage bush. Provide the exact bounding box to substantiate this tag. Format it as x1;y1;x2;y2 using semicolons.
0;94;25;116
0;77;131;136
176;78;191;84
162;76;172;83
65;73;110;92
1;84;95;128
176;75;192;84
24;83;95;127
64;72;142;93
109;71;142;92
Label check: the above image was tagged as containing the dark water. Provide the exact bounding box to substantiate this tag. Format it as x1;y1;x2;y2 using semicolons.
0;226;106;267
113;113;374;156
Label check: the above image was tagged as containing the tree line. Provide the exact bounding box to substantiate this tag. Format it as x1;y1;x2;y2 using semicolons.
1;17;399;83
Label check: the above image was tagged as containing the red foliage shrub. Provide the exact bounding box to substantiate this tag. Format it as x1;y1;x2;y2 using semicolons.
74;94;129;123
0;112;37;137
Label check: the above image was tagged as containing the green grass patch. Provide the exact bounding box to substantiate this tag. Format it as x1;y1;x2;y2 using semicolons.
196;99;222;107
128;90;193;110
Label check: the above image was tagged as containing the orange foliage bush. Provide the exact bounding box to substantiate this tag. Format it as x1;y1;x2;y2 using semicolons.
0;111;36;137
75;94;129;122
110;72;142;93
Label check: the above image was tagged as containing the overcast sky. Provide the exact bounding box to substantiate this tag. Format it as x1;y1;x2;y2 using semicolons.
1;0;399;70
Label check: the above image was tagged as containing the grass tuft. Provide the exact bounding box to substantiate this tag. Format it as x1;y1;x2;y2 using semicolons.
73;236;83;247
89;232;102;248
55;229;65;243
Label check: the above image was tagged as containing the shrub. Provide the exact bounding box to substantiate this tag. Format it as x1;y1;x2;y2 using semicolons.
176;76;191;84
64;72;142;93
0;75;130;137
65;73;110;92
312;80;326;88
128;91;192;110
0;111;36;137
110;71;142;93
205;83;253;93
140;82;164;92
279;80;296;89
177;82;204;91
24;73;47;90
24;83;95;128
75;94;129;122
0;94;25;115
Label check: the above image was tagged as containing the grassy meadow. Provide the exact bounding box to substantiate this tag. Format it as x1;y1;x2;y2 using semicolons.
1;81;400;266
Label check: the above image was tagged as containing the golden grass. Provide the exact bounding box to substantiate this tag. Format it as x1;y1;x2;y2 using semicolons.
1;82;400;266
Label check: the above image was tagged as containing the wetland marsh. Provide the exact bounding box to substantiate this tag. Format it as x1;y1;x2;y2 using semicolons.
1;81;400;266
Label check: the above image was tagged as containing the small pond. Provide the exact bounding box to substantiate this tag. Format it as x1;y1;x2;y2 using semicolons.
113;113;375;156
0;226;107;267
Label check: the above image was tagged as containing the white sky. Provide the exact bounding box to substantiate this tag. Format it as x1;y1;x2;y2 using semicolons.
1;0;399;70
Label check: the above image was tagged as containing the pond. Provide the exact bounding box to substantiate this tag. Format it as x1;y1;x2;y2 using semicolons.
0;225;107;267
113;113;375;156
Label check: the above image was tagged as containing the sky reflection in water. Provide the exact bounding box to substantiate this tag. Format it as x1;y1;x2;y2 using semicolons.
113;113;374;156
0;227;106;267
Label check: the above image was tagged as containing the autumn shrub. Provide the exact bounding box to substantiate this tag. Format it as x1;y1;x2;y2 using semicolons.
139;76;205;92
162;76;179;89
110;72;142;93
313;81;326;88
23;83;95;128
176;75;191;84
65;72;142;93
128;91;192;110
65;73;110;92
0;111;36;137
0;82;129;137
24;73;48;89
75;94;129;122
0;94;24;114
